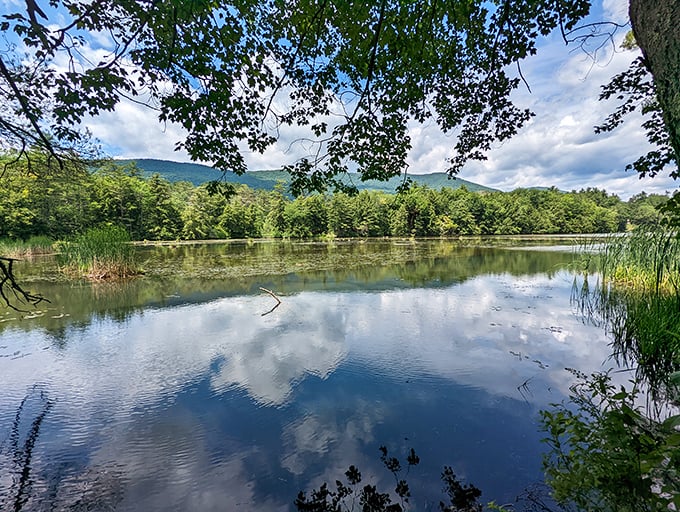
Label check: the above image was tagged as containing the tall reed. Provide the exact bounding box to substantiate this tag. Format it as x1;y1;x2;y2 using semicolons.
58;226;137;279
0;236;55;259
597;227;680;294
575;227;680;401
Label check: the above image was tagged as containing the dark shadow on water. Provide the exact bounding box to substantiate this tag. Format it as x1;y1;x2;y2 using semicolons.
0;387;127;512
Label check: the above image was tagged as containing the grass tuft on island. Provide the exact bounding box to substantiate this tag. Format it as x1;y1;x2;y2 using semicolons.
57;226;139;280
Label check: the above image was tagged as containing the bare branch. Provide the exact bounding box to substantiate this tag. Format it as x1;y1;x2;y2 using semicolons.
516;61;531;93
259;286;281;316
0;257;49;312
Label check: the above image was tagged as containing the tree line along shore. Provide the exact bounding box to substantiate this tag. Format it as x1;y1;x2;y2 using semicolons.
0;158;669;243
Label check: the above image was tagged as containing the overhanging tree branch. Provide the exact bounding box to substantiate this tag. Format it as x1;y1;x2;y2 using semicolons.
0;56;61;165
0;257;48;311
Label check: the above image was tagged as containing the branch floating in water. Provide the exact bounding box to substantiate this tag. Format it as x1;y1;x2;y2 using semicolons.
259;287;281;316
259;287;281;304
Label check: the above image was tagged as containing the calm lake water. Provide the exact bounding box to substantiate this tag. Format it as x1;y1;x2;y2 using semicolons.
0;238;617;511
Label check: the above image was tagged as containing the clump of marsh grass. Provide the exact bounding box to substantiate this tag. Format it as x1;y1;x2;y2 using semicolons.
574;227;680;402
0;236;55;259
598;227;680;294
58;226;138;280
606;291;680;403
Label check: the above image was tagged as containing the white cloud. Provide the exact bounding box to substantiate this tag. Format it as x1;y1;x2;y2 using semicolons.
86;100;196;162
0;0;22;9
448;25;678;199
602;0;630;23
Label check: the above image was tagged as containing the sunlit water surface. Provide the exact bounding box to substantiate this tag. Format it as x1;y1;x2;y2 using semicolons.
0;239;616;511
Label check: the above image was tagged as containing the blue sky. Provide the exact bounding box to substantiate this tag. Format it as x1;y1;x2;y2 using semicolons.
3;0;675;199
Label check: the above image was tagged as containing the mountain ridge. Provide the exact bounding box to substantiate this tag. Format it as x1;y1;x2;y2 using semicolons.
119;158;499;193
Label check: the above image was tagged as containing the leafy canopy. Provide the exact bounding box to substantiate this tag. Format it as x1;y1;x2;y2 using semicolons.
1;0;594;194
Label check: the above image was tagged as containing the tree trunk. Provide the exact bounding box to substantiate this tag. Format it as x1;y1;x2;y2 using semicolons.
629;0;680;166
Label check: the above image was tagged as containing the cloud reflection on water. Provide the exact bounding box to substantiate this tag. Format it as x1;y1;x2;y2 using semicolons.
344;271;614;402
0;267;617;510
210;298;348;406
1;294;348;410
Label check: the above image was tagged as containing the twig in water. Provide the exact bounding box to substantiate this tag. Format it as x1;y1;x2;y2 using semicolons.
259;287;281;316
517;376;534;403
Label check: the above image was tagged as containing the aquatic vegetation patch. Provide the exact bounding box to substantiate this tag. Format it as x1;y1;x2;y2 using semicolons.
576;228;680;396
596;228;680;294
57;226;138;280
0;236;55;259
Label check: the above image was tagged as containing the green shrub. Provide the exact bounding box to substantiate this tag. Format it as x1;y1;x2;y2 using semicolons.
541;370;680;512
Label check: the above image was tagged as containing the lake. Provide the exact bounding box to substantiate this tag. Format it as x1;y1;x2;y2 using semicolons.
0;238;617;511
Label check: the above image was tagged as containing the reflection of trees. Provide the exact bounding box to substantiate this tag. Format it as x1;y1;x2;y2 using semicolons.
0;388;125;512
0;258;47;312
1;387;52;512
1;240;576;341
295;447;488;512
394;247;571;287
294;447;557;512
571;275;680;403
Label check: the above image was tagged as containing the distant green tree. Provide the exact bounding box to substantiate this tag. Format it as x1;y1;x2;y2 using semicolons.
575;187;622;209
478;192;513;234
283;195;329;238
390;185;437;236
181;186;228;240
219;198;261;239
592;205;619;233
626;192;668;227
143;174;182;240
436;187;483;236
0;153;671;246
0;175;38;239
169;181;196;208
91;163;147;238
355;191;391;237
0;152;94;239
328;192;357;237
262;186;288;238
524;189;560;234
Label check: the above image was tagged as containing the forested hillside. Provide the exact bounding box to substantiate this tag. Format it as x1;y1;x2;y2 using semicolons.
123;159;498;193
0;158;668;242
